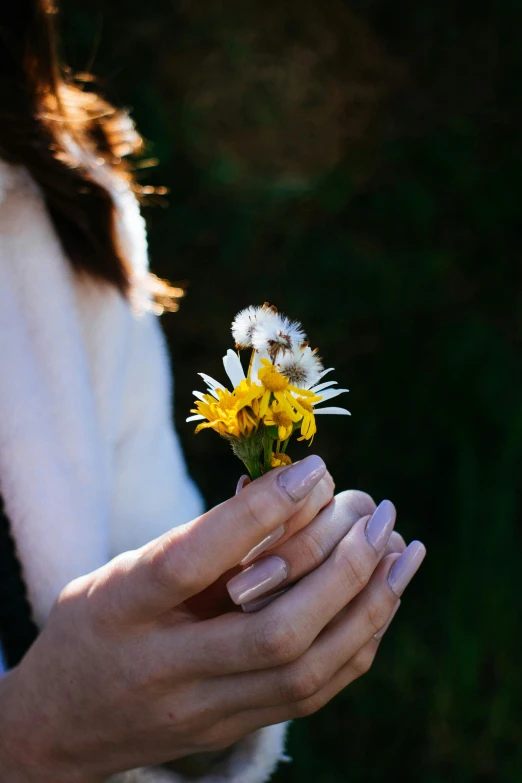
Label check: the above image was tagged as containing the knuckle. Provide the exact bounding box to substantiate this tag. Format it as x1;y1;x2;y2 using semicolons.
338;546;372;594
149;534;204;598
352;648;376;678
291;692;325;718
296;528;329;571
337;489;377;520
282;661;325;702
253;618;303;665
366;600;390;637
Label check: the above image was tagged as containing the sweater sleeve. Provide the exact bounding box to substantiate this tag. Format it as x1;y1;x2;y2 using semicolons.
109;308;291;783
108;723;291;783
109;306;204;554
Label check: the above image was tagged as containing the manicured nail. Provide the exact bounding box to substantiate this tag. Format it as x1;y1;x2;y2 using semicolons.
241;587;291;613
387;541;426;597
227;556;288;605
277;455;326;502
374;600;401;640
240;524;286;565
236;475;251;494
365;500;396;554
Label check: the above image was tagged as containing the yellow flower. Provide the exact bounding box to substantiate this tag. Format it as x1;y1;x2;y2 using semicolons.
256;359;314;420
293;396;318;442
263;400;294;441
270;453;293;468
189;381;260;438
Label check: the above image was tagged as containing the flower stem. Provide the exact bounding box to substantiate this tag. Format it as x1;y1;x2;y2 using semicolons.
280;438;289;454
247;460;262;480
263;430;274;473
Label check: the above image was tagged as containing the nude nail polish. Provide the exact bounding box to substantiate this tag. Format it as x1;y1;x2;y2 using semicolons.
365;500;396;554
240;524;286;565
276;455;326;502
226;556;288;605
387;541;426;596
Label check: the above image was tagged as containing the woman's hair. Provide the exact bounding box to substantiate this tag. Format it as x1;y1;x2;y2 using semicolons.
0;0;145;295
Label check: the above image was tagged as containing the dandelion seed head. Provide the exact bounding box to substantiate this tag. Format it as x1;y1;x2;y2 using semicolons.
232;303;279;348
251;313;306;358
277;345;324;389
231;306;260;348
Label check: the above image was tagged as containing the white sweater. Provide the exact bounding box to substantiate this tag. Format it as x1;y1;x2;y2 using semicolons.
0;159;289;782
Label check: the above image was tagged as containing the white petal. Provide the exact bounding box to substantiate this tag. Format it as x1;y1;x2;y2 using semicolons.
223;349;246;388
316;367;335;382
192;390;208;402
186;414;206;422
249;350;265;383
313;406;351;415
314;388;349;403
198;372;226;391
310;380;338;393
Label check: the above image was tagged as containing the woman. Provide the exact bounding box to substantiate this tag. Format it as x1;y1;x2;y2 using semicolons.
0;1;426;781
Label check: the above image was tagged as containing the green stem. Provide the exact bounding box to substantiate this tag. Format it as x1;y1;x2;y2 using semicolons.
280;437;290;454
247;460;262;480
263;430;274;473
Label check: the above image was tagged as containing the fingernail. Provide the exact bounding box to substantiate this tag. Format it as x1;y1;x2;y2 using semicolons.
387;541;426;597
374;600;401;640
226;556;288;605
241;587;291;613
277;455;326;502
365;500;396;554
240;524;286;565
236;475;251;494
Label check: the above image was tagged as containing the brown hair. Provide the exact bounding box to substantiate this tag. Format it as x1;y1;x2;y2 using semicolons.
0;0;147;295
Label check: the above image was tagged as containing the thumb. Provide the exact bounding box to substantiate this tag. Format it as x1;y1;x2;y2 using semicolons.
119;455;326;621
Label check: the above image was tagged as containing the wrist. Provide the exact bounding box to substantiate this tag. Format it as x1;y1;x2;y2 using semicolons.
0;665;100;783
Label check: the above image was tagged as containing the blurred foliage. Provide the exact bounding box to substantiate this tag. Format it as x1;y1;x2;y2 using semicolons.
61;0;522;780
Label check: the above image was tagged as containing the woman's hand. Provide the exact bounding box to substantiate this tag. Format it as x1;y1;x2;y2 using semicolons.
0;455;425;782
227;487;406;611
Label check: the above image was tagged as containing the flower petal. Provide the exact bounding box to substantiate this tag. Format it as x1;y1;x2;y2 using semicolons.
313;406;351;415
315;368;335;382
192;391;208;402
313;388;349;403
198;373;226;391
186;414;206;422
310;380;338;393
223;349;246;388
249;349;264;383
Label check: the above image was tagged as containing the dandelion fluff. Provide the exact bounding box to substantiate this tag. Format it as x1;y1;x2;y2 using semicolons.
277;344;323;388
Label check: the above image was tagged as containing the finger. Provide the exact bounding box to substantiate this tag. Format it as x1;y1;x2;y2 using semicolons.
239;471;336;566
209;554;402;712
229;491;380;607
197;543;424;726
384;530;406;557
168;509;399;675
114;455;327;620
201;637;382;750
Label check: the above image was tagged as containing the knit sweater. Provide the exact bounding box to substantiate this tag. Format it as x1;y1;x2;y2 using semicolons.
0;158;289;782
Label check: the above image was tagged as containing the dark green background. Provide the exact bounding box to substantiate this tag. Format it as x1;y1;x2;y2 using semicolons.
61;1;522;780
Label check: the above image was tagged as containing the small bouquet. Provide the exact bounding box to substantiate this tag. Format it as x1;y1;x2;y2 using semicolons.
187;304;350;479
